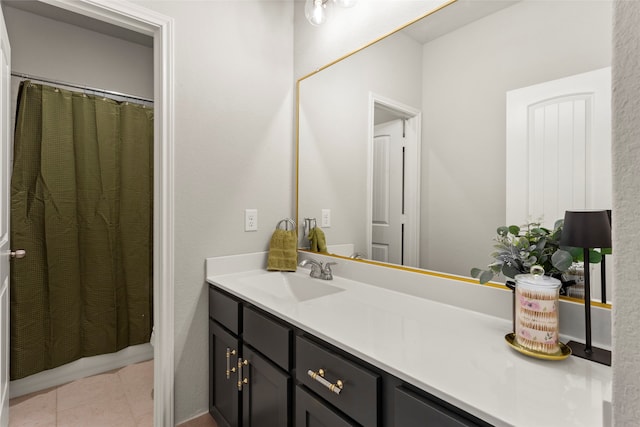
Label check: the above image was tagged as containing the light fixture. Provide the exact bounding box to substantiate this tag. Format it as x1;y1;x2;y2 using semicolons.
334;0;358;7
560;210;612;365
599;209;612;303
304;0;358;26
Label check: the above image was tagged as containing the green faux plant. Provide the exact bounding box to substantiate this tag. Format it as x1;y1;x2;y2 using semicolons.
471;220;577;284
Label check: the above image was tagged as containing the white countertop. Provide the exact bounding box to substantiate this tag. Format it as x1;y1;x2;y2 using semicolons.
206;254;612;427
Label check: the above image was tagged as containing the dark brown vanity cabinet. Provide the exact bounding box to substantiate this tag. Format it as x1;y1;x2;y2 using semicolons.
241;346;290;426
209;283;492;427
209;286;292;427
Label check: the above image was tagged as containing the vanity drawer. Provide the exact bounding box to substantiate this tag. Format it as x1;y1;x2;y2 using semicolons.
209;285;240;335
394;386;486;427
296;336;380;427
243;307;292;371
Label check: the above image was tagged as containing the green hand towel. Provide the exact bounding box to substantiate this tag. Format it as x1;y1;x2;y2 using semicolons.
308;228;317;252
267;229;298;271
308;226;327;253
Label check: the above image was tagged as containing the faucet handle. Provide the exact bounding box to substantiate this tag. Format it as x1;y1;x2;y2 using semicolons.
322;262;336;280
300;258;323;278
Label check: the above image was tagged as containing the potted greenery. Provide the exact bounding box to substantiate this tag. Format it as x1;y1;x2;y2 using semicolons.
470;220;604;292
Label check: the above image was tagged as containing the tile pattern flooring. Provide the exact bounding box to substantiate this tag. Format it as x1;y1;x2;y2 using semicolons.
10;360;154;427
178;413;219;427
9;359;219;427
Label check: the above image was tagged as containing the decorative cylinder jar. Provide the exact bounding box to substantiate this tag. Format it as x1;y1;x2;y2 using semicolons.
514;266;562;354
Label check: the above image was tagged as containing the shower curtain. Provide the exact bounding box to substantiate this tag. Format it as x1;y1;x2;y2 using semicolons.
10;81;153;380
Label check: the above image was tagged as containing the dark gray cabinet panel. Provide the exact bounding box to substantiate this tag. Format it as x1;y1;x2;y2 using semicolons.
394;386;487;427
241;345;291;427
296;336;380;427
209;286;241;334
243;307;292;371
295;386;356;427
210;320;241;427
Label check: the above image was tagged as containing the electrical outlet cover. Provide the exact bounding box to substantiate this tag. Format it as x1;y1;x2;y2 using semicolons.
321;209;331;227
245;209;258;231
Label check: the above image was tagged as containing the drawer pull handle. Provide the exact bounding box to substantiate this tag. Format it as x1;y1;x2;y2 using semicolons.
308;369;344;395
238;359;249;391
225;348;237;379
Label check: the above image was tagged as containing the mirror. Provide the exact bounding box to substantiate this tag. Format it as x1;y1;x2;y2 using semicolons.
297;0;613;304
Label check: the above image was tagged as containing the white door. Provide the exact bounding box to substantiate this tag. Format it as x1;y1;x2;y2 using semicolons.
0;6;10;426
506;68;612;303
506;67;612;228
372;120;405;264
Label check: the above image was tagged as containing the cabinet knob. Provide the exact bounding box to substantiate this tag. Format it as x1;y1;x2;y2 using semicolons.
10;249;26;259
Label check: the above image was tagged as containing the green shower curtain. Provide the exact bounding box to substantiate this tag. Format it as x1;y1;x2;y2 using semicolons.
10;81;153;380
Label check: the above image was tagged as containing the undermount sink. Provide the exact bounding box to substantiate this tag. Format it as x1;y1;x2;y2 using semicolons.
237;270;345;302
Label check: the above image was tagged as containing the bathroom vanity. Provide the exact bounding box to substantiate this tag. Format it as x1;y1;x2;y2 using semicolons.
206;252;612;427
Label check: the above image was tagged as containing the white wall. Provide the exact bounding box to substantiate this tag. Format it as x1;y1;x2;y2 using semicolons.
129;0;294;422
298;31;422;252
420;0;611;276
612;0;640;424
3;5;153;99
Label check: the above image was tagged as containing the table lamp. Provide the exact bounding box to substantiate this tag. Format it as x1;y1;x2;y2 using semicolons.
599;209;612;303
560;210;612;365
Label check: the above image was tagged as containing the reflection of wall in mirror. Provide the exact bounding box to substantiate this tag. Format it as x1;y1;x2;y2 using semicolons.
298;31;423;251
420;0;611;277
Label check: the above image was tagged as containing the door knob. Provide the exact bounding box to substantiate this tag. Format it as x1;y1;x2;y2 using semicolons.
10;250;26;259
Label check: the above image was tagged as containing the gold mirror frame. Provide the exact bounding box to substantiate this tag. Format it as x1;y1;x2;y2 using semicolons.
295;0;612;310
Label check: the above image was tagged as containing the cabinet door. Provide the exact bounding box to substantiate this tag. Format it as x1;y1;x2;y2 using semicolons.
395;386;485;427
210;320;241;427
241;345;290;427
295;386;356;427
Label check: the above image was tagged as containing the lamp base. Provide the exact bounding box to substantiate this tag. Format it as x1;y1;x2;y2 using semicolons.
567;341;611;366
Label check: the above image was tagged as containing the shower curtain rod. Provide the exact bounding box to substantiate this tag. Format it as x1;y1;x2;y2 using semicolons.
11;71;154;104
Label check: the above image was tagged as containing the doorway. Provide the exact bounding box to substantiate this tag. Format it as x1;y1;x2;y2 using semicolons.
0;1;174;426
506;67;612;303
368;93;421;267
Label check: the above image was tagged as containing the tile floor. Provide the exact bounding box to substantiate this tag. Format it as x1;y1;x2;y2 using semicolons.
178;413;218;427
9;359;219;427
9;360;154;427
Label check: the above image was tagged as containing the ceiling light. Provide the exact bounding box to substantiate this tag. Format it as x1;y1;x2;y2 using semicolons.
305;0;358;26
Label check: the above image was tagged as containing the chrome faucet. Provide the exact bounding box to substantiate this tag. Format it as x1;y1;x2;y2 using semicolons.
299;258;336;280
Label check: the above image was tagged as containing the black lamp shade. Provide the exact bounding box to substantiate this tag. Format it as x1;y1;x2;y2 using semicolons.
561;210;612;248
